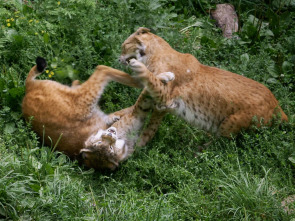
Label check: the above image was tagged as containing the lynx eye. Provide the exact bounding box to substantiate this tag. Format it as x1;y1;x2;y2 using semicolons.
110;146;113;150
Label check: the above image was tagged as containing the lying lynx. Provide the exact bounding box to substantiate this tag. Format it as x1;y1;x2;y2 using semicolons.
120;27;288;143
22;57;173;170
80;89;155;170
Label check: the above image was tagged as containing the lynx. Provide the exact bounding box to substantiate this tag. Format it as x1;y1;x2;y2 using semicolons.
80;89;153;170
22;57;173;170
120;27;288;144
79;58;175;170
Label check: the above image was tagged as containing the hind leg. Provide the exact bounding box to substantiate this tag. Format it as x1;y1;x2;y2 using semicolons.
108;89;153;156
218;112;253;137
137;109;166;147
74;65;142;118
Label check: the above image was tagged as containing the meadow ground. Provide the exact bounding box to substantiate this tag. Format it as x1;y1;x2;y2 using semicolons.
0;0;294;220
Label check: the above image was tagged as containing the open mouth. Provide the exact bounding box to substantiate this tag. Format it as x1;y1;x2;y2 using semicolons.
107;128;116;135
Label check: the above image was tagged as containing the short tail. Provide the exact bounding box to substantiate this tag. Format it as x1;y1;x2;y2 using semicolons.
25;57;47;85
280;108;288;122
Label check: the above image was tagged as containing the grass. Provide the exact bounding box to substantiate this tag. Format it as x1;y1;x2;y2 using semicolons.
0;0;295;220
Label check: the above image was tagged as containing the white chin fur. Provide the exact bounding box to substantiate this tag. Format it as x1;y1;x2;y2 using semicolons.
115;139;128;161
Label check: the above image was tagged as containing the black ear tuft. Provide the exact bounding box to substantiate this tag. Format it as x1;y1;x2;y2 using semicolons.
36;57;47;72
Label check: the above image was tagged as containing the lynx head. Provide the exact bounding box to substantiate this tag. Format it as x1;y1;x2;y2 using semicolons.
120;27;172;65
79;127;127;170
119;27;153;65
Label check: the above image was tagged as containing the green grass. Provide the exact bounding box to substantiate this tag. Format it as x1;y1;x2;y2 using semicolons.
1;0;295;220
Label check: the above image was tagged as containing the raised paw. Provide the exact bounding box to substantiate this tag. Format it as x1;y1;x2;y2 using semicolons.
106;115;120;126
156;72;175;84
112;116;120;122
128;58;147;74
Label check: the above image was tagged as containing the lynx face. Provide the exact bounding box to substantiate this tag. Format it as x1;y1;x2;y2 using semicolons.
119;28;151;65
80;127;126;170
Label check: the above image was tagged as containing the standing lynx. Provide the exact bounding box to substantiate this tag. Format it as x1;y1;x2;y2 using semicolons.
22;57;173;170
120;27;288;144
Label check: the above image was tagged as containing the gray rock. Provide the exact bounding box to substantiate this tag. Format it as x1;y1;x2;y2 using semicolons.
211;4;239;38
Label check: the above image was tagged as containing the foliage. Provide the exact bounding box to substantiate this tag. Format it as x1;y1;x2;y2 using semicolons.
0;0;294;220
217;166;284;220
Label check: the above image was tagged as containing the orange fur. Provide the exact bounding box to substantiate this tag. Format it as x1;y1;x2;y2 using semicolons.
80;89;155;170
22;61;141;166
80;71;174;170
23;58;173;169
120;28;288;143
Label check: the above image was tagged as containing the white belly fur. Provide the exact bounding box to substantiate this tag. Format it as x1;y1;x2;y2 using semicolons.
173;99;218;133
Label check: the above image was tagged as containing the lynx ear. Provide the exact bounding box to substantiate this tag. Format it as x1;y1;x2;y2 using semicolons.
136;27;150;35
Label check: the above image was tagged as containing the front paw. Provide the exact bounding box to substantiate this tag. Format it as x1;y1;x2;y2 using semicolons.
155;101;176;111
128;58;147;74
156;72;175;84
107;115;120;126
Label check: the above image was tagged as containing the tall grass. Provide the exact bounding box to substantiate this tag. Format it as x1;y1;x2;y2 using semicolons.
0;0;294;220
217;164;284;220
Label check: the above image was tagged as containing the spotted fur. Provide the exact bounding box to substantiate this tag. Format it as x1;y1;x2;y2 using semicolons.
80;90;154;170
121;28;288;143
22;57;142;169
22;57;173;170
